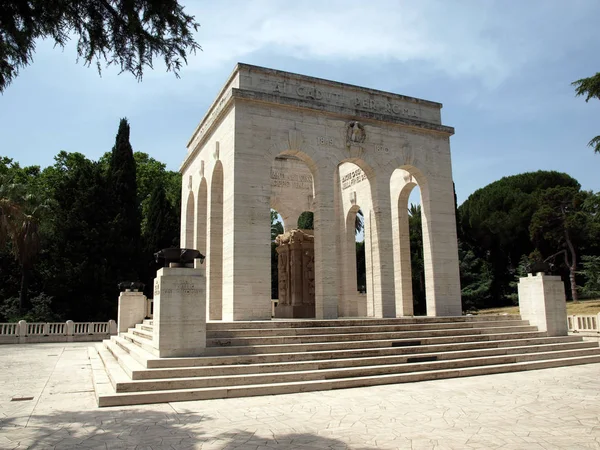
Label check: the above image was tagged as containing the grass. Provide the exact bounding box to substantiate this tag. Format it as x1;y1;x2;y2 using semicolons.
476;298;600;316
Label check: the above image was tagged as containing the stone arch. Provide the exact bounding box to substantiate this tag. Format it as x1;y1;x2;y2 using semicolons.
195;177;208;254
207;161;224;320
184;191;195;248
391;165;432;316
336;159;377;317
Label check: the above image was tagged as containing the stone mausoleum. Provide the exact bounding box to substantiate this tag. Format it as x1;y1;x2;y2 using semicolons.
179;64;461;321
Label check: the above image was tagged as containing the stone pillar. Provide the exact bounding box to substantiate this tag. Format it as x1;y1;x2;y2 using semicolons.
275;229;315;318
518;273;568;336
314;176;339;319
151;262;206;357
18;320;27;344
392;181;417;317
117;291;147;333
369;176;396;318
420;152;462;317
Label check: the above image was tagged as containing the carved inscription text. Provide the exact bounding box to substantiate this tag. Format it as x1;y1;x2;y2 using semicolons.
271;170;313;191
342;168;367;190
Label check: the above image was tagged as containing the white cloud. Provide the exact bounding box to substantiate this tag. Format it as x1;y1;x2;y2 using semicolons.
182;0;596;89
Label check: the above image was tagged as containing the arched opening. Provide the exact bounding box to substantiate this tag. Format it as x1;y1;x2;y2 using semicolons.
184;191;195;248
195;178;207;254
391;166;430;316
408;190;426;315
270;209;284;304
297;211;313;230
337;160;374;317
207;162;224;320
270;154;315;318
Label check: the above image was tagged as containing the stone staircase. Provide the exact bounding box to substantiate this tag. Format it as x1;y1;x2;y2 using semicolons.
89;316;600;407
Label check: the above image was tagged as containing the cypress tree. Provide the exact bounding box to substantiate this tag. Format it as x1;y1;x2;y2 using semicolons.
108;118;141;283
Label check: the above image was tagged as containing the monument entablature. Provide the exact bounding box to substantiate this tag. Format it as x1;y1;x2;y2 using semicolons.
180;63;462;321
182;63;454;173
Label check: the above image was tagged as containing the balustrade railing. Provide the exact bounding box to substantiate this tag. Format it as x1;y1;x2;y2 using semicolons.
568;314;600;334
0;320;117;344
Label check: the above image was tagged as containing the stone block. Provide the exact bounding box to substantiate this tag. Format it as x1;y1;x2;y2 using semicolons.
117;291;147;334
152;266;206;357
518;273;568;336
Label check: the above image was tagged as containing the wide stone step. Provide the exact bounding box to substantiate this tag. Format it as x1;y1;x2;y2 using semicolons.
206;325;538;346
93;352;600;407
207;320;531;338
205;316;523;330
127;341;598;380
126;334;583;368
113;347;600;392
199;331;549;356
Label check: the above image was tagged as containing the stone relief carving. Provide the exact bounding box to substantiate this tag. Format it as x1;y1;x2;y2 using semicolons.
275;229;315;317
346;121;366;145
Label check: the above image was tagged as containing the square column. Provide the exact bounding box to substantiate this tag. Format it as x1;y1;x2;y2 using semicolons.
518;273;568;336
420;155;462;317
151;264;206;357
117;291;147;333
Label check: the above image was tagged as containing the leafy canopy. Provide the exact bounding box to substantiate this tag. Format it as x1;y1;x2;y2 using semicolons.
572;72;600;153
0;0;201;92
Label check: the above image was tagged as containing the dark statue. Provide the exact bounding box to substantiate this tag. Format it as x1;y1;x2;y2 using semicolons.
154;248;205;267
527;260;553;275
118;281;145;292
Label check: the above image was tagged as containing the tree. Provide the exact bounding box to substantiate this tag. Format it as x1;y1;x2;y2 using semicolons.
0;173;51;313
0;0;201;92
107;118;141;283
459;170;580;306
298;210;364;235
408;204;426;315
579;255;600;299
530;186;588;302
572;72;600;153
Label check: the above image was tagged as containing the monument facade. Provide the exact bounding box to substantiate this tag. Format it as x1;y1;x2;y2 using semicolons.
180;64;461;320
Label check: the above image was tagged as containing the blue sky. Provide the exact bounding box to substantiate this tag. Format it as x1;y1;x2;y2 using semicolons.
1;0;599;205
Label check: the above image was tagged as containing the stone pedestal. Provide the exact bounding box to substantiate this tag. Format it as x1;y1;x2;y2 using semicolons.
518;273;568;336
117;291;147;333
275;229;315;318
151;263;206;357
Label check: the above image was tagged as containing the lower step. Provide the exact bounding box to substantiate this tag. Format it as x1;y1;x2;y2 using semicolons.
95;353;600;407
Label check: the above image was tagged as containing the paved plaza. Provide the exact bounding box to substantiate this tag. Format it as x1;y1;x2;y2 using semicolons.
1;343;600;449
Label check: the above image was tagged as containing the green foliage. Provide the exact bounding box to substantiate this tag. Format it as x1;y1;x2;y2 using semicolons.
297;211;313;230
530;186;588;301
0;293;59;323
459;170;580;306
459;242;493;311
578;256;600;298
0;119;181;321
0;0;201;92
572;72;600;153
408;204;426;315
107;118;141;283
356;241;366;292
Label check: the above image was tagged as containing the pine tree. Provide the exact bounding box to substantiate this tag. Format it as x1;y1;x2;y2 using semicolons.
143;183;178;253
107;118;141;283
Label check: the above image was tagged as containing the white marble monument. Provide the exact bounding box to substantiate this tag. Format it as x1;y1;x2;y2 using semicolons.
518;273;568;336
150;263;206;357
180;64;461;320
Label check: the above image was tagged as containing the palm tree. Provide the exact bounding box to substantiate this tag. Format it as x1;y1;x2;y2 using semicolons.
0;177;49;313
0;177;24;248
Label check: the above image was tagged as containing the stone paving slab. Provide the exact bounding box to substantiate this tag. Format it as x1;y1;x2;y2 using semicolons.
0;342;599;449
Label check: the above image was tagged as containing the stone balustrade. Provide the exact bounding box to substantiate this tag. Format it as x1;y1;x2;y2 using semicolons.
568;314;600;334
0;320;117;344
